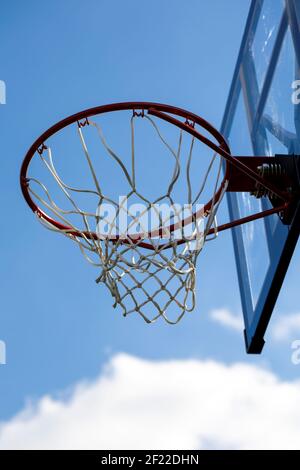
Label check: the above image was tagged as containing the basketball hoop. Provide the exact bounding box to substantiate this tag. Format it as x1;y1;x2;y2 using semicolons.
20;102;296;323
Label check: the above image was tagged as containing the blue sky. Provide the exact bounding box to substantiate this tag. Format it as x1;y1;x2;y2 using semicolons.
1;0;300;449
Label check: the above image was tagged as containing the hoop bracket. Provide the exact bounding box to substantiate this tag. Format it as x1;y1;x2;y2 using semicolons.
226;154;300;225
226;155;299;194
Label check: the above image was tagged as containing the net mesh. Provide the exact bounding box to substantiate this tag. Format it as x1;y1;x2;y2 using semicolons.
27;112;227;323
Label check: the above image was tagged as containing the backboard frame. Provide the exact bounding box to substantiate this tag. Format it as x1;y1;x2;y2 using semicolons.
221;0;300;353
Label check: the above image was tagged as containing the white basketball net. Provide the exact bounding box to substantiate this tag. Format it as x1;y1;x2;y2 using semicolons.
28;113;227;324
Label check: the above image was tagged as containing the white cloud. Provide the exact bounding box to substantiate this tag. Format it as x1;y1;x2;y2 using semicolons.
272;313;300;342
210;308;243;332
1;354;300;450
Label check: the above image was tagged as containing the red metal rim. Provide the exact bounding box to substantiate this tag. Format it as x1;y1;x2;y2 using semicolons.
20;102;231;249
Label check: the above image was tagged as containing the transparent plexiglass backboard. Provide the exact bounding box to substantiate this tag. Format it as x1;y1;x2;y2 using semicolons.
221;0;300;353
